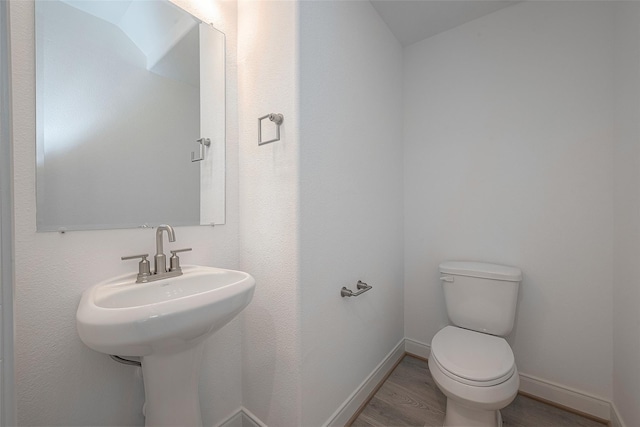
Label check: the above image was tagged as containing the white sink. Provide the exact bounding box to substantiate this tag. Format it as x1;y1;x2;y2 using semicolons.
76;265;255;426
77;265;255;356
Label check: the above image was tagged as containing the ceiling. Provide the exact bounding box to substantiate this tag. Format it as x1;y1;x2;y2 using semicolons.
370;0;519;46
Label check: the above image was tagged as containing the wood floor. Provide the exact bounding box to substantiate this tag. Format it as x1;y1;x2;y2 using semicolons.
350;355;607;427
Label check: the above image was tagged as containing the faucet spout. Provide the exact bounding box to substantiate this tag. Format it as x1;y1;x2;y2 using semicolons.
155;224;176;274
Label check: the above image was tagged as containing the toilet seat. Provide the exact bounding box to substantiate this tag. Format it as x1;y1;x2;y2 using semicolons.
431;326;515;387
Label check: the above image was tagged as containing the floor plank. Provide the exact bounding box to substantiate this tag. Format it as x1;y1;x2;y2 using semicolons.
502;395;605;427
350;355;606;427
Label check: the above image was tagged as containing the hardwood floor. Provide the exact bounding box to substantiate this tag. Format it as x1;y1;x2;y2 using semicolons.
350;355;606;427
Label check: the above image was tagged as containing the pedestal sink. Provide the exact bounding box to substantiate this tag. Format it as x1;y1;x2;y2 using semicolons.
76;265;255;426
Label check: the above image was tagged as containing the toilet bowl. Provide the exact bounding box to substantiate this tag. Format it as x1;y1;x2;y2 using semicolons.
429;326;519;427
431;261;522;427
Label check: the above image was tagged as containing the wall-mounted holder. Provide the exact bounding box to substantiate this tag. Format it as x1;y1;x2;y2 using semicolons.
191;137;211;162
258;113;284;146
341;280;372;297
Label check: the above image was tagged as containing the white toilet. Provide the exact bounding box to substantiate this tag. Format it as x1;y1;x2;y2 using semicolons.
429;261;522;427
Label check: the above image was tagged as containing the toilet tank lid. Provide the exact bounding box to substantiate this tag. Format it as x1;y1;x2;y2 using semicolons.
439;261;522;282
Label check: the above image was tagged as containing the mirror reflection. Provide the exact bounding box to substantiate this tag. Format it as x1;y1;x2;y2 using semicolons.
35;0;225;232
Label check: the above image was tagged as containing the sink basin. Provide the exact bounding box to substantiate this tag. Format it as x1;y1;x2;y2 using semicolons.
76;265;255;426
77;265;255;356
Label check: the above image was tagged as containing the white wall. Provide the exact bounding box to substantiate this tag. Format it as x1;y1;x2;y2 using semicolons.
237;1;301;425
403;1;614;400
612;3;640;426
0;1;15;424
298;1;404;425
12;0;242;424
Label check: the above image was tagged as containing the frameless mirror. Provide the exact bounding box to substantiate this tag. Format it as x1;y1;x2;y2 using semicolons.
35;0;225;232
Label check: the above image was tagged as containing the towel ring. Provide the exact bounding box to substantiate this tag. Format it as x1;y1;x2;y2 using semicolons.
258;113;284;145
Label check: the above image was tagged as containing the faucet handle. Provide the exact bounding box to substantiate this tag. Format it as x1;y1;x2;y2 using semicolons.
121;253;150;261
170;248;192;255
169;248;192;272
121;254;151;280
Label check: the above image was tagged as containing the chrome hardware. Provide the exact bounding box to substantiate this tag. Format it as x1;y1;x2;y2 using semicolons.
121;254;151;282
258;113;284;145
191;137;211;162
169;248;192;272
154;225;175;274
341;280;372;298
122;225;192;283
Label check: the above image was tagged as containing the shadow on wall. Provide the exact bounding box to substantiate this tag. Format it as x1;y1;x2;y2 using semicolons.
506;270;525;348
243;305;277;418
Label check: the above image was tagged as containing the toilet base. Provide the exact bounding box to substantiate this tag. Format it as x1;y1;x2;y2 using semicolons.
444;398;502;427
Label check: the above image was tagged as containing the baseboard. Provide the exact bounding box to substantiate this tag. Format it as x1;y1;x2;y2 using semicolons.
404;337;431;359
215;410;243;427
609;402;626;427
323;338;406;427
403;338;613;422
222;338;621;427
216;407;267;427
518;373;611;421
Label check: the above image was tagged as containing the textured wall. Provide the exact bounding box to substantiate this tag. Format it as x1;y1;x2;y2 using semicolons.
403;1;614;400
298;2;404;425
0;0;13;423
12;0;242;425
237;1;301;425
612;3;640;426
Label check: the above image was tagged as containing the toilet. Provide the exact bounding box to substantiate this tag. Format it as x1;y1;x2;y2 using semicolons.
429;261;522;427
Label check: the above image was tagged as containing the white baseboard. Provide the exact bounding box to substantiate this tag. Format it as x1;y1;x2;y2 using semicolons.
403;338;612;422
215;410;243;427
216;407;266;427
610;402;627;427
517;373;611;421
404;337;430;359
323;338;406;427
224;337;621;427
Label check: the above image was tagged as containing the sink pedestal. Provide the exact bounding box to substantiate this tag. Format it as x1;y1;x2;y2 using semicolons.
76;265;255;425
141;343;205;427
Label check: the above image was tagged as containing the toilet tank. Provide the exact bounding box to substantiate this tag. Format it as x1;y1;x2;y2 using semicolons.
439;261;522;336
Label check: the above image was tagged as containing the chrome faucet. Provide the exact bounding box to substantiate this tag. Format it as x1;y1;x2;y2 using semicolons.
121;224;192;283
155;224;176;274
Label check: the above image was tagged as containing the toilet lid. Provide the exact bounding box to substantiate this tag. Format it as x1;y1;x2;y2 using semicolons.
431;326;515;386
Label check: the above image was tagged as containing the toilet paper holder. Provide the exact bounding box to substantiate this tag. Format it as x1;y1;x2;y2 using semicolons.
341;280;372;298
